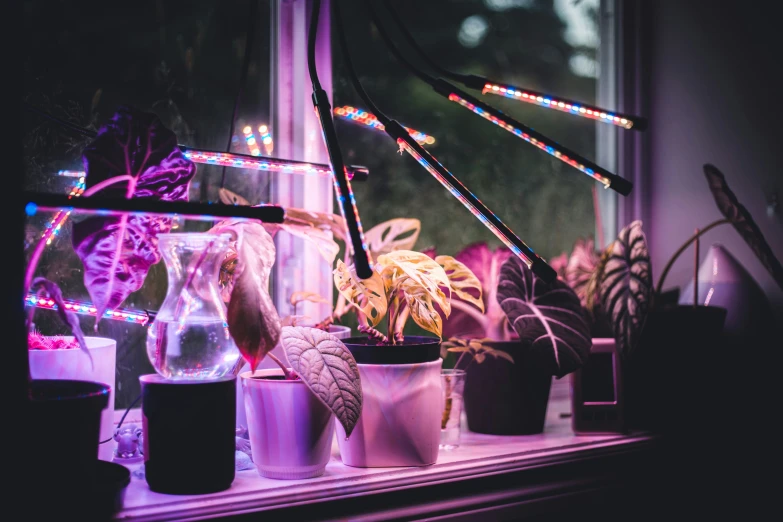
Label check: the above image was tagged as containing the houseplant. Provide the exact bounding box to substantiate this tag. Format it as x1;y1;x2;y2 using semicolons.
333;248;484;466
241;325;362;479
579;164;783;432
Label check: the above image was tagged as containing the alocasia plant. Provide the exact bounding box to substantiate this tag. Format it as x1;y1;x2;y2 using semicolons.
497;256;591;378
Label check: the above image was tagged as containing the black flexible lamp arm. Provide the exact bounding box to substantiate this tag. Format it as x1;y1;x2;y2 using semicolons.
366;0;633;196
333;0;555;283
308;0;373;279
380;0;647;131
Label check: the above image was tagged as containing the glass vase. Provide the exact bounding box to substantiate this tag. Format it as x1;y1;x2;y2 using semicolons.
146;232;240;380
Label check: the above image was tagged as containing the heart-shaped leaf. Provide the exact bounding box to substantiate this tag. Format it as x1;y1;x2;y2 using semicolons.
704;164;783;291
497;256;591;378
73;106;196;325
333;259;387;327
599;220;652;359
280;326;363;437
364;218;421;258
208;219;281;371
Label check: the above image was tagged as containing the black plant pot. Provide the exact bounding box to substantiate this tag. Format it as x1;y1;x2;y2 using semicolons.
140;374;236;494
342;335;441;364
25;379;114;518
625;304;727;434
463;341;553;435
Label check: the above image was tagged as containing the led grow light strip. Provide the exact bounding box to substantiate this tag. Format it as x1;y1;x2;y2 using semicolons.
40;177;85;246
481;82;642;130
334;105;436;145
258;125;274;155
386;121;555;282
447;92;616;189
57;170;86;178
242;125;261;156
180;148;368;181
25;293;151;325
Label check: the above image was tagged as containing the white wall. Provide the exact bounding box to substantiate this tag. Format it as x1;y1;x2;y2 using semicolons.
645;0;783;320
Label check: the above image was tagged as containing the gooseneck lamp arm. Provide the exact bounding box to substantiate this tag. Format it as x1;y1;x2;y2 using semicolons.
365;0;633;197
379;0;647;131
333;0;556;283
308;0;373;279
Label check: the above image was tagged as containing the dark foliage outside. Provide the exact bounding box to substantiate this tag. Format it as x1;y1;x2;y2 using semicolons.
22;0;601;407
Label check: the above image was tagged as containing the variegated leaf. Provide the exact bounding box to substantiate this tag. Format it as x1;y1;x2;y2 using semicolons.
435;255;484;313
290;291;329;307
599;220;652;359
264;208;346;265
218;188;250;206
208;220;281;371
497;256;591;378
364;218;421;258
280;326;363;437
333;259;387;327
376;250;451;318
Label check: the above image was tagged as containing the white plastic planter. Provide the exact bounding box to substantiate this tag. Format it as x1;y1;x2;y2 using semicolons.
336;358;443;467
29;336;117;461
235;325;352;429
241;368;335;479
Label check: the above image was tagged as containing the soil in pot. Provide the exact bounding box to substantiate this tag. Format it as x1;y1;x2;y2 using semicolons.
462;341;553;435
625;304;727;434
341;335;441;364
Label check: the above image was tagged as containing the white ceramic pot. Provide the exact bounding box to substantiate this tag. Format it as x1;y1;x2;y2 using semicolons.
336;358;443;467
29;336;117;461
235;325;352;430
241;368;335;479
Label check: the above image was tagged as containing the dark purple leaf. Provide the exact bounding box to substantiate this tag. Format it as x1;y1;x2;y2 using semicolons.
497;256;591;378
72;107;196;325
27;277;91;362
704;163;783;291
441;242;515;341
599;221;652;359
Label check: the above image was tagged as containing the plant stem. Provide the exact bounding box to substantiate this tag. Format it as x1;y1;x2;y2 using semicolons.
266;352;297;380
655;218;731;297
693;228;700;307
441;375;453;429
82;175;133;197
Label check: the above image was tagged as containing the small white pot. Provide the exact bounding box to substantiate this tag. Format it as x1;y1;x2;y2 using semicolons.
235;325;352;430
336;358;443;467
241;368;335;479
29;336;117;461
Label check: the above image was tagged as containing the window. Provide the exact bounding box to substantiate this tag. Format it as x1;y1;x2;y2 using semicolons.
22;0;615;411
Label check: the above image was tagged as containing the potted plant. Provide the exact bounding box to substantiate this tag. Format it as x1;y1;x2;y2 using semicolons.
240;325;362;479
578;164;783;432
333;248;484;466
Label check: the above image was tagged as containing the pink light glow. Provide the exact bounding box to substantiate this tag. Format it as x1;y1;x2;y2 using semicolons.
25;293;151;325
334;106;436;145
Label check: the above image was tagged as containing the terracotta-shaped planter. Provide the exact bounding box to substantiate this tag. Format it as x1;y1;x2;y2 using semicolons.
29;336;116;460
336;336;442;468
241;368;335;479
463;341;552;435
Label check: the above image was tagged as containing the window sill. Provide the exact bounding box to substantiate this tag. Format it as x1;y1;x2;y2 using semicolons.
114;388;657;521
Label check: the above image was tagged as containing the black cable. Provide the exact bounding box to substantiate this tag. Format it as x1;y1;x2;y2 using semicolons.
307;0;322;91
379;0;474;86
99;393;142;444
365;1;435;85
332;0;389;126
24;101;98;139
220;0;260;190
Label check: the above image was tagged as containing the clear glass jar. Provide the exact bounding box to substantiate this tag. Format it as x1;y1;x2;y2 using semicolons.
146;232;240;380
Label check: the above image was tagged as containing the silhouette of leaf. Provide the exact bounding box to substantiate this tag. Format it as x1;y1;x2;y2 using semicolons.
599;220;652;358
704;163;783;291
